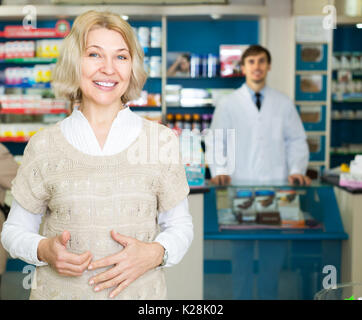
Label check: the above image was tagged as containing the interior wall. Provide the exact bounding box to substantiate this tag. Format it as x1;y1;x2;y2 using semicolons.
265;0;294;98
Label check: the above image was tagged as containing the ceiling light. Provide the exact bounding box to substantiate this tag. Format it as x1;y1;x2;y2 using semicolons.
210;14;221;20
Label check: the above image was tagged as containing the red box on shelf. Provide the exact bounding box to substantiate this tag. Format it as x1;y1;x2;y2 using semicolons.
219;44;249;78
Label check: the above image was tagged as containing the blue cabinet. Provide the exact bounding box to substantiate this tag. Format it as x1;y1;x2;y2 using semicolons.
203;183;347;300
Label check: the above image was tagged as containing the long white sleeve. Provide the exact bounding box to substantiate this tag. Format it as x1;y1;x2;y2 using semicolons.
154;197;193;267
205;97;233;177
284;101;309;176
1;200;47;266
1;197;192;268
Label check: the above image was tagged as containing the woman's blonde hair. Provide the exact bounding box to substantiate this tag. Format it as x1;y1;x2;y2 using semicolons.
52;10;147;107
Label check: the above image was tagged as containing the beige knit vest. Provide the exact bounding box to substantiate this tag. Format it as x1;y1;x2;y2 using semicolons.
11;119;190;300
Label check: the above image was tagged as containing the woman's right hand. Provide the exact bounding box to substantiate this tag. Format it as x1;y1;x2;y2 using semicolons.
37;230;92;277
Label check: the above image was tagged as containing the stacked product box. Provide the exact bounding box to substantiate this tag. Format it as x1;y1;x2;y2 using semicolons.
0;94;67;110
4;64;55;86
218;187;305;228
0;123;47;140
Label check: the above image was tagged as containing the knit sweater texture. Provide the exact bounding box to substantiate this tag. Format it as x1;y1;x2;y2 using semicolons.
11;119;189;300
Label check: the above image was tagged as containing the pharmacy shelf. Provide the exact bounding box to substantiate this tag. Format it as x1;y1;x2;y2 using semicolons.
309;161;327;166
306;131;327;136
332;69;362;75
332;99;362;103
167;76;244;80
0;108;68;115
0;137;29;143
166;106;214;114
129;106;161;112
332;93;362;103
0;58;57;64
3;83;51;89
330;151;361;156
332;118;362;121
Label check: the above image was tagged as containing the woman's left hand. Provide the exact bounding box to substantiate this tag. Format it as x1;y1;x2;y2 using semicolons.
87;230;165;298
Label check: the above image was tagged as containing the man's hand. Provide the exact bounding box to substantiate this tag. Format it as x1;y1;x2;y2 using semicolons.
87;230;164;299
210;175;231;186
288;174;311;186
37;231;92;277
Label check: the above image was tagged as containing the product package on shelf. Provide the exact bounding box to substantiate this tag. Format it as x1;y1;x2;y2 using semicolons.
276;188;305;227
232;189;256;224
0;123;47;141
180;88;213;107
216;188;237;225
166;113;212;134
36;39;63;58
2;41;35;59
339;154;362;189
254;189;281;225
296;104;326;131
128;90;161;107
296;44;328;71
0;94;68;112
4;64;55;87
180;129;205;187
217;187;315;230
219;44;249;78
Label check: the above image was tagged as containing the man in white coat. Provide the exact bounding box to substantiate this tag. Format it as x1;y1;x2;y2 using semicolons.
206;45;310;299
208;45;310;186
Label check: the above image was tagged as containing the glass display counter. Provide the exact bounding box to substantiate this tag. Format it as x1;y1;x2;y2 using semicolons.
203;181;348;300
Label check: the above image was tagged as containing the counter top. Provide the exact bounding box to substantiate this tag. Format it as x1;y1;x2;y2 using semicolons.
203;180;329;189
189;186;210;194
321;175;362;194
189;177;362;194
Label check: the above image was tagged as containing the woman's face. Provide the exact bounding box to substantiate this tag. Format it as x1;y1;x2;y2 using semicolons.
80;27;132;107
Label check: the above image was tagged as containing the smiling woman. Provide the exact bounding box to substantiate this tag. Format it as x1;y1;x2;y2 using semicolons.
52;10;147;109
80;28;133;114
1;10;192;300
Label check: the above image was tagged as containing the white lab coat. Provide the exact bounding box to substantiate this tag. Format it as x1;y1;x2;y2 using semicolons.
206;84;309;183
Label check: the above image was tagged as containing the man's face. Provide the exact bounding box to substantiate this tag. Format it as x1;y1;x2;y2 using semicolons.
241;52;271;84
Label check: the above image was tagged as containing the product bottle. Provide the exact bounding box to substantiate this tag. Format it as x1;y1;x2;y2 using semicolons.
201;54;208;78
190;54;200;78
192;113;201;131
183;113;192;130
201;114;209;131
207;54;218;78
166;113;174;129
175;113;184;130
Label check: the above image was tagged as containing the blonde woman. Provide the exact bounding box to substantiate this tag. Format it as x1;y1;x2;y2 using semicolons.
1;11;192;300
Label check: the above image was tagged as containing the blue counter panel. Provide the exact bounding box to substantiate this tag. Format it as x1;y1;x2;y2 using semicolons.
203;185;347;300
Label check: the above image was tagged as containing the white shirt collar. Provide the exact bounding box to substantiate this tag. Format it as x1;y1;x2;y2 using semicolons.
60;105;143;156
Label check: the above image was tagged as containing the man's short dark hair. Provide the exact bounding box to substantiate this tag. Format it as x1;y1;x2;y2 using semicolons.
241;45;271;65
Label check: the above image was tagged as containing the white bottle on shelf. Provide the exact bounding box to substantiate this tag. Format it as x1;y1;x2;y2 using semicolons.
150;26;162;48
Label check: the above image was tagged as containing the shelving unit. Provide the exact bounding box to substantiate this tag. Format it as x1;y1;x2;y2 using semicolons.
0;4;267;159
330;23;362;169
0;19;70;155
293;16;333;179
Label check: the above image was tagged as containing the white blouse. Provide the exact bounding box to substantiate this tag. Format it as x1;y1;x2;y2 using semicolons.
1;106;193;268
